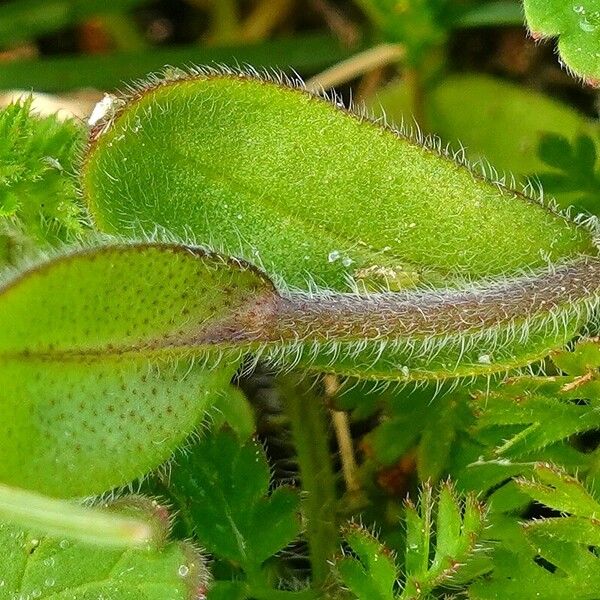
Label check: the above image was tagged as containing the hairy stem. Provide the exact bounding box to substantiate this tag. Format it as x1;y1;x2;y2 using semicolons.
279;374;339;592
206;256;600;343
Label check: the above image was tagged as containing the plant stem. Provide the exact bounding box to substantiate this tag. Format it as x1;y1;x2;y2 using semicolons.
207;0;239;44
279;373;339;592
239;0;294;43
404;66;427;129
0;484;153;547
305;43;404;92
324;375;360;496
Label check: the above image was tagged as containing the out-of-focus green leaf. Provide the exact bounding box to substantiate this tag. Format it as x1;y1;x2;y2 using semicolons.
209;386;256;441
536;132;600;216
372;74;596;178
0;35;357;92
451;2;524;27
0;0;148;46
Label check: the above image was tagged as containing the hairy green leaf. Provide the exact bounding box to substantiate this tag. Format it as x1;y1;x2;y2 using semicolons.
81;70;600;381
3;242;600;498
524;0;600;83
82;69;596;290
0;243;269;496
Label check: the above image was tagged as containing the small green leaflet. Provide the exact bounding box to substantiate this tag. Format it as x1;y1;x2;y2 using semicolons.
336;482;486;599
524;0;600;84
161;430;303;599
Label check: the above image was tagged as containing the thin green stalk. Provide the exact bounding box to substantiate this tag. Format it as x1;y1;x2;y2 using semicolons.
0;484;153;547
279;374;339;592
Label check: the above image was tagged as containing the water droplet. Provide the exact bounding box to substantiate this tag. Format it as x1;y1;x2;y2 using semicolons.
59;539;70;549
580;17;597;31
44;578;55;588
342;256;354;267
400;365;410;377
178;564;190;577
573;4;585;14
328;250;341;262
478;354;492;364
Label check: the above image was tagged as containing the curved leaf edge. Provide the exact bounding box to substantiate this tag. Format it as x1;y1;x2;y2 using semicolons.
82;64;600;243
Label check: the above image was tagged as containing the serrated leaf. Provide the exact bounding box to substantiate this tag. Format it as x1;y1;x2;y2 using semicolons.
337;483;485;599
552;337;600;375
471;470;600;600
337;525;397;600
469;543;600;599
0;99;85;247
163;430;301;571
516;463;600;517
0;499;208;600
525;516;600;545
0;243;270;496
471;466;600;598
471;377;600;458
524;0;600;84
402;482;486;598
471;340;600;460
